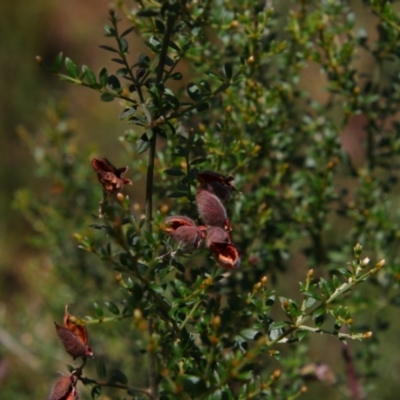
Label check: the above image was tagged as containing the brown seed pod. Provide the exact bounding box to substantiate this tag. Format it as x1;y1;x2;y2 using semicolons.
91;157;132;194
49;375;79;400
55;323;93;360
63;305;89;347
210;242;240;270
197;170;237;203
205;226;230;248
164;216;205;249
196;189;231;230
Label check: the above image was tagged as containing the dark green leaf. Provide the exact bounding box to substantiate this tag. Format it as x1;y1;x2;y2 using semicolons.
190;157;207;165
107;75;121;90
119;37;128;53
121;26;135;37
105;301;120;315
137;8;160;17
100;92;115;102
155;19;165;33
120;107;137;120
137;138;150;154
138;53;150;68
170;72;183;80
82;65;97;85
224;63;233;80
169;41;181;52
99;45;119;53
99;67;108;87
187;83;202;101
94;302;104;318
65;57;79;78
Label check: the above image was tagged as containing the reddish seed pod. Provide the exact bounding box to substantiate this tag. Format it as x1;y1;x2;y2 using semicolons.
164;216;205;249
211;242;240;270
196;189;231;230
49;375;79;400
205;226;230;248
197;170;237;203
55;323;93;360
91;157;132;194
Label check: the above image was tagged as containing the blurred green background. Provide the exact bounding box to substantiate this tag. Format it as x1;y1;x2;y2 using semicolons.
1;1;400;399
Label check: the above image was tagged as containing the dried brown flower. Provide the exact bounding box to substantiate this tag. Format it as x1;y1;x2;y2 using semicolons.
49;375;79;400
55;306;94;360
91;157;132;194
206;226;240;269
164;216;205;249
55;323;93;360
197;170;237;203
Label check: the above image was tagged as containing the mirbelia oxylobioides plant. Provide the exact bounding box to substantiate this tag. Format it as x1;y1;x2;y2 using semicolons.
36;2;390;399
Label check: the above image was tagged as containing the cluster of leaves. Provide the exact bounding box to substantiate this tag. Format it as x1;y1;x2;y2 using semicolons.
16;0;400;399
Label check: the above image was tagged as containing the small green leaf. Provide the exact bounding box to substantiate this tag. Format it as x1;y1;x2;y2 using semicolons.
120;107;137;120
224;63;233;79
187;83;202;101
82;65;97;85
206;71;224;82
137;8;160;17
190;157;207;165
121;26;135;37
99;67;108;87
65;57;79;78
94;302;104;318
105;301;120;315
107;75;121;90
170;72;183;80
155;19;165;33
137;138;150;154
138;53;150;68
119;37;128;53
100;92;115;102
240;328;259;340
99;44;119;53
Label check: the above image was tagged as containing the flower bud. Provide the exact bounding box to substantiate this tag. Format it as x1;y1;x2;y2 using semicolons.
49;374;79;400
196;189;231;230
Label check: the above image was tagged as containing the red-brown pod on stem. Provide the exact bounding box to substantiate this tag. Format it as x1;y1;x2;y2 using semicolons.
164;216;205;249
211;242;240;270
196;189;231;230
205;226;230;248
197;170;237;203
91;157;132;194
55;323;93;360
63;305;89;348
49;375;79;400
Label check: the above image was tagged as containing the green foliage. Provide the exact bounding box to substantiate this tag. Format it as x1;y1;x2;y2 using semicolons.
16;0;400;399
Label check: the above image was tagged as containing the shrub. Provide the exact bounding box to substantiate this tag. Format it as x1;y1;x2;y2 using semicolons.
15;1;400;399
